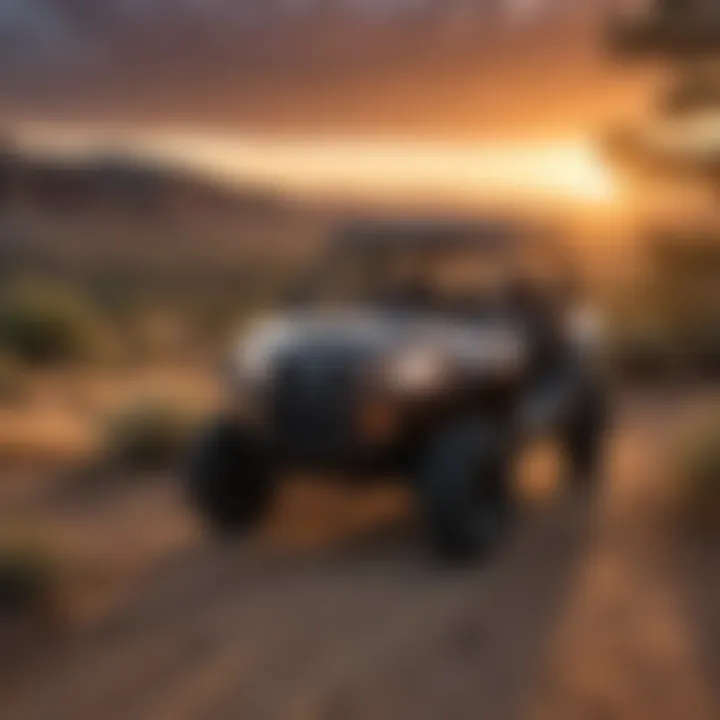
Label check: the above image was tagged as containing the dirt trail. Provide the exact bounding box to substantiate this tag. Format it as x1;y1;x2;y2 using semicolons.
2;393;718;720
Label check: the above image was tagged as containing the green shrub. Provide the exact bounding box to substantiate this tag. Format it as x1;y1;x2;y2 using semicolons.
675;420;720;530
0;539;59;618
0;283;103;365
103;398;200;472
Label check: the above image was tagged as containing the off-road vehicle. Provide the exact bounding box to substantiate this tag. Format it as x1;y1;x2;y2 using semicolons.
187;218;608;560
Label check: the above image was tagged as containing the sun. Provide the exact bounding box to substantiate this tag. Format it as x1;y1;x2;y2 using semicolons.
155;134;619;206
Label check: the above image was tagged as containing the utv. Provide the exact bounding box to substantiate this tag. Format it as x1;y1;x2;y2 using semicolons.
187;218;608;561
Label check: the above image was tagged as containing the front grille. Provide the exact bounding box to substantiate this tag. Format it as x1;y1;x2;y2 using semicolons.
271;355;358;459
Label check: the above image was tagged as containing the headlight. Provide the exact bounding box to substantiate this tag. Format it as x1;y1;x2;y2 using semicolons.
235;345;274;387
386;350;448;394
231;319;294;387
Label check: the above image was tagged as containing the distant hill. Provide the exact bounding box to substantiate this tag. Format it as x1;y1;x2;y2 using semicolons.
0;142;288;219
0;141;327;283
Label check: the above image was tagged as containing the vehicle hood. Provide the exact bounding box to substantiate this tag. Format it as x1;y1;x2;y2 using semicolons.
233;309;526;379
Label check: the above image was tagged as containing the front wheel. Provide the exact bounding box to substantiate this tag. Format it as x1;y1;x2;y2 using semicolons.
415;420;514;563
186;417;275;534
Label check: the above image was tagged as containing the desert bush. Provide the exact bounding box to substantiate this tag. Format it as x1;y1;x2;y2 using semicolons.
0;539;59;618
605;309;682;381
608;231;720;380
0;282;104;364
103;398;200;472
642;231;720;377
674;419;720;531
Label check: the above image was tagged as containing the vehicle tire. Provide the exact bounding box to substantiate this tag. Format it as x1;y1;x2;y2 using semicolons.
187;417;275;534
565;384;608;488
416;420;514;563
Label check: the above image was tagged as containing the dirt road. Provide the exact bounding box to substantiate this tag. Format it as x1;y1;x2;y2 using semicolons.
2;393;718;720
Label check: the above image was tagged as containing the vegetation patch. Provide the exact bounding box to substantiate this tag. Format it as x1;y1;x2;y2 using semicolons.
633;232;720;378
102;397;201;472
0;282;105;365
674;418;720;532
0;536;60;620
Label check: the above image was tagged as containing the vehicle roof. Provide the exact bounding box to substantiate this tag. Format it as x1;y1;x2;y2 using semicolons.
334;217;528;254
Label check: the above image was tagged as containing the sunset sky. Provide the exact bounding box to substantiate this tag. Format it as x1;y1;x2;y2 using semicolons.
1;0;657;207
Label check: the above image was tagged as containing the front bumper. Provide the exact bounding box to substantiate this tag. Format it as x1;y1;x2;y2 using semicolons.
234;390;432;474
232;371;519;473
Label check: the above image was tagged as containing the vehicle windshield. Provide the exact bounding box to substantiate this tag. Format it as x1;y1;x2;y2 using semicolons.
292;242;517;313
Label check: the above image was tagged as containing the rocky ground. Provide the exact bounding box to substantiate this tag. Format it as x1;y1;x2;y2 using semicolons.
0;391;718;720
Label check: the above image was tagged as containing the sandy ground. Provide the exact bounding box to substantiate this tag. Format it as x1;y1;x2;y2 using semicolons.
0;391;718;720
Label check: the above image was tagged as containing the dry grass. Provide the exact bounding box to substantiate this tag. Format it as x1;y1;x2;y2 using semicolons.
102;397;203;472
673;419;720;532
0;365;217;470
0;529;61;621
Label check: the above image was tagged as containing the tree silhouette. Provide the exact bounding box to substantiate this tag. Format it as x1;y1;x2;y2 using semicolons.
604;2;720;376
606;0;720;192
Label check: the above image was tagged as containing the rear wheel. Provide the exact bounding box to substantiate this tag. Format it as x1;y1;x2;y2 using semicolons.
416;420;514;563
565;385;608;488
187;417;275;533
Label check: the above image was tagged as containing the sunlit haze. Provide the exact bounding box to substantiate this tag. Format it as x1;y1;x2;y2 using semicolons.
17;126;618;207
